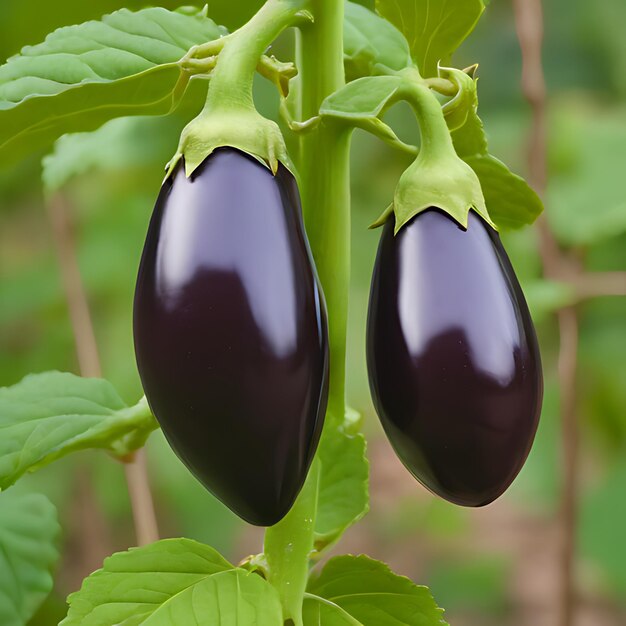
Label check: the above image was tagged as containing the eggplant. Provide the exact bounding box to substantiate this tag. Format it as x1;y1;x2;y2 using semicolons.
134;148;329;526
367;209;542;506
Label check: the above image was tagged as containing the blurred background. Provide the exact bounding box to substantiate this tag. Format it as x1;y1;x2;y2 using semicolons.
1;0;625;624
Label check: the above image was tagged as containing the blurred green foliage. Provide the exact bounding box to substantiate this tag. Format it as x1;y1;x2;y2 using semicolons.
429;557;511;616
1;0;625;624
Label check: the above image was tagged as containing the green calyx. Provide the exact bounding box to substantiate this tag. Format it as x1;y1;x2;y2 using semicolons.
371;69;495;234
167;107;293;177
382;144;492;233
167;0;307;178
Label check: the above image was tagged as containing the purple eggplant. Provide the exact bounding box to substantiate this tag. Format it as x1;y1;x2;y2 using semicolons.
367;209;543;506
134;148;329;526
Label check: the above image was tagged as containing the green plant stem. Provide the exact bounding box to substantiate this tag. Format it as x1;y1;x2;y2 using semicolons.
265;460;320;626
400;74;456;156
173;0;309;176
262;1;349;623
424;76;457;95
204;0;307;112
297;0;350;425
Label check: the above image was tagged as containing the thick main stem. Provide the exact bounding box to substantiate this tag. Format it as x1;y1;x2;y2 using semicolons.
297;0;350;423
261;1;348;622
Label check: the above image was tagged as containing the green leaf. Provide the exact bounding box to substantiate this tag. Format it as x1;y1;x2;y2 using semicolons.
40;95;205;192
453;109;543;229
314;424;369;554
308;555;449;625
320;76;415;153
41;75;207;192
344;2;412;81
62;538;283;625
428;557;509;613
303;595;362;625
42;116;177;192
465;154;544;229
0;7;224;167
375;0;485;76
321;76;402;120
450;106;487;156
0;491;60;626
0;371;157;489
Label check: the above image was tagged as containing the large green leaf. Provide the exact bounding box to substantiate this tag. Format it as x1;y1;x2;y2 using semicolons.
344;2;412;81
302;595;361;625
40;68;208;192
62;538;283;625
308;555;449;625
0;491;60;626
314;422;369;554
0;371;157;489
0;7;223;167
464;153;544;229
375;0;484;76
453;106;543;229
41;111;192;192
42;117;163;192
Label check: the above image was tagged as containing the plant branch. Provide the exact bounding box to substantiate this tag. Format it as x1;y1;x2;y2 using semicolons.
47;193;159;547
512;2;578;625
569;272;626;300
123;448;160;545
400;77;456;152
204;0;308;111
424;77;457;96
47;194;111;583
47;196;101;380
172;0;307;177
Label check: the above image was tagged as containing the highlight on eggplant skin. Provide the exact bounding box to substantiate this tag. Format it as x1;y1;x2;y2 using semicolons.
367;209;543;507
133;148;329;527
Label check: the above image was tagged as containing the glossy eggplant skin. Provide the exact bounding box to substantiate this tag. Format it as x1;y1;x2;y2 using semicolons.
134;148;329;526
367;209;543;507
